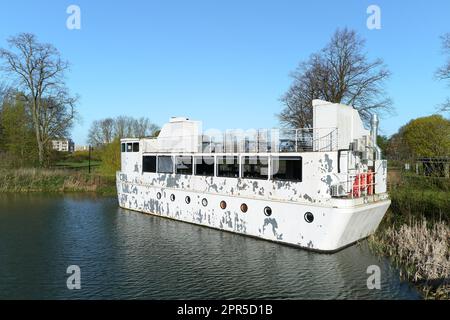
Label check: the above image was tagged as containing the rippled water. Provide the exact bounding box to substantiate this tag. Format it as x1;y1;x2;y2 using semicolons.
0;194;420;299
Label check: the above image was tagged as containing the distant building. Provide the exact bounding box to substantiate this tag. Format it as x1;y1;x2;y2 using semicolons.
74;145;89;152
52;139;75;153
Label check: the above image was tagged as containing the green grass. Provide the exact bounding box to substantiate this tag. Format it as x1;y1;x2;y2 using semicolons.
385;188;450;225
54;160;101;169
401;172;450;192
0;168;116;195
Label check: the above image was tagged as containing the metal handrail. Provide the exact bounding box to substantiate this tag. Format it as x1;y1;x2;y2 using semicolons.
332;171;377;199
141;127;339;153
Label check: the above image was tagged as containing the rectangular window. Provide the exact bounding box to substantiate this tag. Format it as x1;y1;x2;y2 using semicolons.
121;143;125;152
133;142;139;152
194;156;215;176
126;143;133;152
158;156;173;174
175;156;193;175
272;156;302;181
217;156;239;178
143;156;157;173
243;156;268;180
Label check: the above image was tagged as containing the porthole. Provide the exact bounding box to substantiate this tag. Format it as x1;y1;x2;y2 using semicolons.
304;212;314;223
202;198;208;207
170;194;175;201
240;203;248;213
220;201;227;210
156;192;162;199
264;206;272;216
185;196;191;204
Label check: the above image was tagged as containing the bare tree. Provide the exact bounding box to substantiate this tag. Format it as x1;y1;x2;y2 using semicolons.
0;33;77;166
279;28;392;128
436;33;450;112
100;118;115;143
114;116;134;139
0;82;9;105
88;118;115;147
87;120;102;147
88;116;159;147
132;117;159;138
40;94;75;140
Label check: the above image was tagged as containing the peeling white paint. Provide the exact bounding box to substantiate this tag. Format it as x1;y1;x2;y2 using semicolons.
116;169;390;252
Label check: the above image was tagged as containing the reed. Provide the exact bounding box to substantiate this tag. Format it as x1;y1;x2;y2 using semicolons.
369;219;449;299
0;168;116;195
370;171;450;299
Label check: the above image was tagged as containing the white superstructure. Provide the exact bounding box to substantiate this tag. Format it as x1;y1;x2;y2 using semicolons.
116;100;390;252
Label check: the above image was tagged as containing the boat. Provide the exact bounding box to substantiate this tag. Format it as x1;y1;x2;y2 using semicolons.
116;99;390;252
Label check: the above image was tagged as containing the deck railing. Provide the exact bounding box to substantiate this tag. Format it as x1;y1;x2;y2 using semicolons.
331;170;377;199
143;127;338;153
203;128;338;153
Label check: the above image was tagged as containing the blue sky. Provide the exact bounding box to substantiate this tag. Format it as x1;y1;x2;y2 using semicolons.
0;0;449;145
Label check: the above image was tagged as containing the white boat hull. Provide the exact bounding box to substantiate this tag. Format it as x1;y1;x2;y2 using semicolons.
116;172;390;252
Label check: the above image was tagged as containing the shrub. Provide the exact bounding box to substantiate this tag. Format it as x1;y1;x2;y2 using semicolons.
99;138;121;176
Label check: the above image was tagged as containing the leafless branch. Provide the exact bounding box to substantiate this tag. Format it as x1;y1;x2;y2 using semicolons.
278;28;392;128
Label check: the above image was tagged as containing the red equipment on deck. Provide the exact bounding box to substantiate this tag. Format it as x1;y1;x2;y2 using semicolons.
352;170;374;197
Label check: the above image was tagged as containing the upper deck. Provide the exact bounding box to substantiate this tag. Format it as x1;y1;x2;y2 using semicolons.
119;100;388;202
141;127;339;154
130;100;375;156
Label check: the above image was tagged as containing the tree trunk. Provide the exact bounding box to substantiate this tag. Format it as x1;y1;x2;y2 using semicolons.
37;139;44;166
32;103;45;167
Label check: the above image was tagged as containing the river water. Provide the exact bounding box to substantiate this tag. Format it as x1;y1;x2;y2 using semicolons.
0;194;420;299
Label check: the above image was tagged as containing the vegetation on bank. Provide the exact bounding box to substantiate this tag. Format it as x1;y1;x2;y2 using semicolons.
386;174;450;224
0;168;116;196
0;140;121;195
369;219;449;299
369;172;450;300
98;138;121;176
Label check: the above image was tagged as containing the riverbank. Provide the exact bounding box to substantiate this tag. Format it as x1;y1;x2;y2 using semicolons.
368;173;450;300
0;168;116;195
